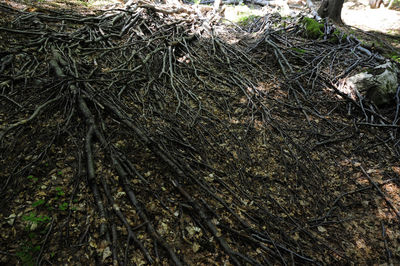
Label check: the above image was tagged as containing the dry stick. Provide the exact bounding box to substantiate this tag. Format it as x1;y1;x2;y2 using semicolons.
1;46;70;147
317;186;372;220
168;45;182;114
36;217;55;266
226;224;316;264
85;110;182;265
78;96;153;264
359;165;400;221
100;167;154;265
228;69;347;262
381;221;392;264
101;100;242;265
171;179;242;266
111;224;118;264
46;47;114;255
114;156;183;266
313;134;354;148
199;63;326;262
356;122;400;129
0;96;60;141
0;95;22;108
84;123;109;237
392;86;400;139
0;27;45;35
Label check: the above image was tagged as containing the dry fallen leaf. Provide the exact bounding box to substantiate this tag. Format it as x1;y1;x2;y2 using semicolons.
102;246;112;261
6;214;16;226
192;242;200;253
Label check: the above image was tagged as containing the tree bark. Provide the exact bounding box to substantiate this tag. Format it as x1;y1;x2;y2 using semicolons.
317;0;345;24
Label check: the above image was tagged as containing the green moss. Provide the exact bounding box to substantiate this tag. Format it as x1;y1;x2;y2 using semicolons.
291;47;307;54
237;14;259;26
387;53;400;63
329;29;347;43
301;17;324;39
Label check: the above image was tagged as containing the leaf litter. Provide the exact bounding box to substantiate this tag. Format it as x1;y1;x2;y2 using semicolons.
0;0;400;264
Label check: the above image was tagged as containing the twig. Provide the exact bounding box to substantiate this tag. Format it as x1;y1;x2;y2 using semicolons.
360;165;400;221
0;96;60;141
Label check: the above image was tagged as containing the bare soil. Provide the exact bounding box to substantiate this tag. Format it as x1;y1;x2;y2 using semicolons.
342;0;400;35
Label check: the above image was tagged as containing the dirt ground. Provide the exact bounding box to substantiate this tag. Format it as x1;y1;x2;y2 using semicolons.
342;0;400;34
1;0;400;265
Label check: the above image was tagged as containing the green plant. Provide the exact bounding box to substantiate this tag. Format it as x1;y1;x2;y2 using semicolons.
23;212;50;224
237;14;258;26
55;187;65;197
27;175;38;182
16;242;40;266
17;228;43;265
32;199;45;208
302;17;324;39
329;29;347;43
59;202;68;211
291;47;307;54
388;53;400;63
76;0;88;6
45;202;53;211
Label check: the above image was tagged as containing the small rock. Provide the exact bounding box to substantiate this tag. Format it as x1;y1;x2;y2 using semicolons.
346;61;399;105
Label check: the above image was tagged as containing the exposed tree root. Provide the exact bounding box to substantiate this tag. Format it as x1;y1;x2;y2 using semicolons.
1;1;399;265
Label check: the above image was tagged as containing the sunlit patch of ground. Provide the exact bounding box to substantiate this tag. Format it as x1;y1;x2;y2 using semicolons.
342;0;400;34
223;4;266;23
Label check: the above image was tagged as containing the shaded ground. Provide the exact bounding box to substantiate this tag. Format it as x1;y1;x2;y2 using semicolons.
1;0;400;265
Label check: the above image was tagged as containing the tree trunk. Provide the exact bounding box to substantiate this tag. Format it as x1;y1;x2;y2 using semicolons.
317;0;345;24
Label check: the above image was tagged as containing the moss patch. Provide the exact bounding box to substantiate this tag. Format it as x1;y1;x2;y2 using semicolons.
328;29;348;43
237;14;259;26
302;17;324;39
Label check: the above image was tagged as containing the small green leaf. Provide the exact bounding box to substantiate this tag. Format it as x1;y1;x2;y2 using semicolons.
55;187;65;196
32;200;45;208
59;202;68;211
27;175;38;182
23;212;36;222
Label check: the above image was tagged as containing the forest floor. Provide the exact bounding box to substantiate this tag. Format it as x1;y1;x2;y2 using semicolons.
1;0;400;265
